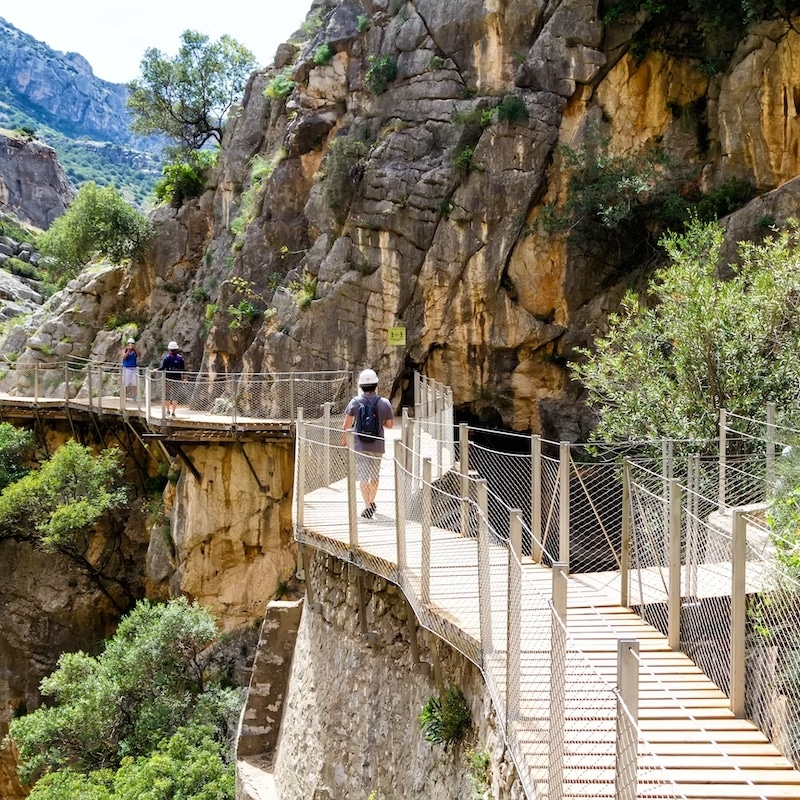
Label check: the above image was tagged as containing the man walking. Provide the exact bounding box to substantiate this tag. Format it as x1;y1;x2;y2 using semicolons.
156;341;187;418
341;368;393;518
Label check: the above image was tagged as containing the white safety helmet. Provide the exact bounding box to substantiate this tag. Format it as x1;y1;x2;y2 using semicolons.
358;368;379;387
168;341;179;350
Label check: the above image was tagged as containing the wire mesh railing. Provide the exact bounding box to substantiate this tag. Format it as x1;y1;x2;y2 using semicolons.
0;359;351;427
294;379;700;799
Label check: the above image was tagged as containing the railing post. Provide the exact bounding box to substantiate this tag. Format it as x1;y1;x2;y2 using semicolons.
615;638;640;800
323;401;332;486
620;458;631;608
531;434;542;563
421;457;432;605
347;430;358;548
401;407;410;473
33;363;39;404
145;369;151;422
548;562;568;800
295;408;305;533
559;441;570;572
476;478;492;653
232;377;239;428
662;439;673;561
507;509;523;726
87;364;94;412
459;423;469;538
668;478;682;650
160;371;166;422
731;508;747;717
64;362;69;403
766;402;776;487
688;453;700;599
394;439;407;574
289;370;296;421
719;408;727;510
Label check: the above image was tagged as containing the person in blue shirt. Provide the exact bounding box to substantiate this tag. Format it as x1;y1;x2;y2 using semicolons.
156;341;187;418
121;337;140;401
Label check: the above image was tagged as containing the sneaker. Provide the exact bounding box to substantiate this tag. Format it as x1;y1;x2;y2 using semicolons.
360;506;374;519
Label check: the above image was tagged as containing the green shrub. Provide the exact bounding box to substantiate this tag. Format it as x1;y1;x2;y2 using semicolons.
429;55;445;71
322;133;371;213
290;274;317;310
418;684;471;745
357;14;372;32
365;55;398;95
38;183;152;286
496;94;528;123
265;70;296;100
465;746;491;798
453;145;476;173
227;299;260;329
3;257;42;280
0;215;37;245
314;44;334;66
154;150;216;207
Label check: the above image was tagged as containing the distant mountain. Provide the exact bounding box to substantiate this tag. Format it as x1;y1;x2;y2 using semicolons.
0;17;161;206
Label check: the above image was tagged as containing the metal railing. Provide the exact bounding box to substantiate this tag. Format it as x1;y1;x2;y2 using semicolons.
0;359;351;427
294;376;690;799
625;404;800;773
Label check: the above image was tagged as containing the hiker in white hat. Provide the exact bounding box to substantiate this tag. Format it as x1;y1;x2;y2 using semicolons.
121;337;140;401
341;368;394;518
156;341;187;419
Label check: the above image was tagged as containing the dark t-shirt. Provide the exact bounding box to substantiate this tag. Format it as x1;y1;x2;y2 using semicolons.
345;392;393;453
159;353;185;375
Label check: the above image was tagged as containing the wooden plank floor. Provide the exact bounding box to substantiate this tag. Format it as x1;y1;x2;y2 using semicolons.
0;392;292;431
297;436;800;800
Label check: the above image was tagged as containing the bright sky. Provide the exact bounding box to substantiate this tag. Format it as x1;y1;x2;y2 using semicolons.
2;0;308;84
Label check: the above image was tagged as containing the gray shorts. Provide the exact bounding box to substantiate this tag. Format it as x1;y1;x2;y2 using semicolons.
356;451;382;481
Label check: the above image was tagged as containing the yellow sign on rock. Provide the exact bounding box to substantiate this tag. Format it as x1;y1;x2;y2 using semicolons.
387;327;406;346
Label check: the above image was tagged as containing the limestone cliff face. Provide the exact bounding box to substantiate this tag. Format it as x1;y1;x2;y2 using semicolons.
0;131;73;228
11;2;800;437
133;1;800;439
152;440;297;631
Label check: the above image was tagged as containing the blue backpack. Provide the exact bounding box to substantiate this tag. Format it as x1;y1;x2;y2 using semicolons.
356;395;380;442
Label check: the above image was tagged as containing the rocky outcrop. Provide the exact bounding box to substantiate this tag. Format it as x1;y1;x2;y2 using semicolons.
0;131;73;228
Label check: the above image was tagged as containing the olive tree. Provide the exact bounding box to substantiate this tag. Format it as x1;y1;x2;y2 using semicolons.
127;30;256;152
571;219;800;442
8;598;241;789
38;183;151;285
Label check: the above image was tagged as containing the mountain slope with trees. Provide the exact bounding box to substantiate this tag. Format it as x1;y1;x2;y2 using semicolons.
0;17;161;205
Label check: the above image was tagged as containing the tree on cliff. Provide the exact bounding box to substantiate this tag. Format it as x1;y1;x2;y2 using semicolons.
126;30;257;153
7;598;241;799
0;440;132;607
37;182;152;285
571;218;800;442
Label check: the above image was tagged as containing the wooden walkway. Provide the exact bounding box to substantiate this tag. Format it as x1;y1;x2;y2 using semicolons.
0;392;294;436
296;436;800;800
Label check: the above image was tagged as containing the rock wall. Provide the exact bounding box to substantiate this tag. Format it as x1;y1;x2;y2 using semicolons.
151;439;297;630
271;550;524;800
0;131;73;228
9;3;800;442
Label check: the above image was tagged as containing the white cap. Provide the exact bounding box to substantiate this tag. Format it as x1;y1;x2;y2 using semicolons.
127;338;135;343
168;341;179;350
358;368;378;386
